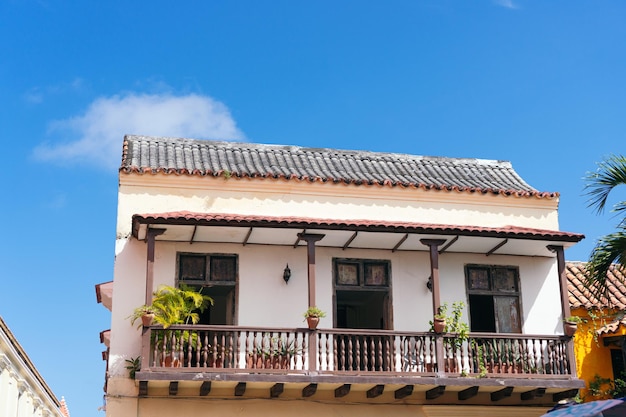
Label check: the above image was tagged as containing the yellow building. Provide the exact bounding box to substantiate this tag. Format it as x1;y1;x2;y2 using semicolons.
567;262;626;400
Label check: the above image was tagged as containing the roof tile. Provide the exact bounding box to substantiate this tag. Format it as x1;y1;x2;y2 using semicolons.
121;135;558;199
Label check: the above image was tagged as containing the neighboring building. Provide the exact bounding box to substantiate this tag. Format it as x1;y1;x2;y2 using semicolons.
100;135;586;417
567;261;626;399
0;316;69;417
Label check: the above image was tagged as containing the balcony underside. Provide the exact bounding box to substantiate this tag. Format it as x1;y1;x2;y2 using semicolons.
135;325;584;406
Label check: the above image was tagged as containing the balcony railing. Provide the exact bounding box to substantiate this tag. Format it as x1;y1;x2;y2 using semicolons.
140;325;574;378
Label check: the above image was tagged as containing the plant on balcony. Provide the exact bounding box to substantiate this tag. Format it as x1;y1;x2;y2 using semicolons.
129;305;157;328
564;315;583;337
125;356;141;379
303;306;326;329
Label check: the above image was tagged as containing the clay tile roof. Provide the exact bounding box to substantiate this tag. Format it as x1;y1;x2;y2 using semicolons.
566;262;626;335
566;261;626;310
59;396;70;417
120;135;558;199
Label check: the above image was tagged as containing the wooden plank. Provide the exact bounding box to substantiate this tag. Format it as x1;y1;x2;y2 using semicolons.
491;386;514;402
521;388;546;401
394;385;413;399
270;383;284;398
302;383;317;397
235;382;246;396
366;384;384;398
335;384;351;398
200;381;211;396
138;381;148;397
169;381;178;396
425;385;445;400
458;386;479;401
553;389;578;403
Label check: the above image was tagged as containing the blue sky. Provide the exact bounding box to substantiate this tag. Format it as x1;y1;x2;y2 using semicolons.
1;1;625;415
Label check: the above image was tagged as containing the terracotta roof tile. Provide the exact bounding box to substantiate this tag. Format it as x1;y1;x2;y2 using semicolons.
120;135;558;199
132;211;584;242
566;261;626;310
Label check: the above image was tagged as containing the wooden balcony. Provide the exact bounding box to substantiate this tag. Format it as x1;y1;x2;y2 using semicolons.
135;325;583;405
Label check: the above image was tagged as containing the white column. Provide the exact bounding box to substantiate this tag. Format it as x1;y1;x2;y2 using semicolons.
0;355;19;417
17;380;34;417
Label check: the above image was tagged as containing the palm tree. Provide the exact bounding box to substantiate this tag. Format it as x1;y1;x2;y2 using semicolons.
584;154;626;298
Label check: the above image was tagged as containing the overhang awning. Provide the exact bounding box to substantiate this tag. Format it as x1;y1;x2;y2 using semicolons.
131;211;584;258
95;281;113;311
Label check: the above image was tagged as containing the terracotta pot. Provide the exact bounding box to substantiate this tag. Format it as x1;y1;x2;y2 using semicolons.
564;321;578;337
141;313;155;327
433;317;446;334
306;316;320;329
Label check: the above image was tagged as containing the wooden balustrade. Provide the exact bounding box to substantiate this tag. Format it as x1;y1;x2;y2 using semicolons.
141;326;573;378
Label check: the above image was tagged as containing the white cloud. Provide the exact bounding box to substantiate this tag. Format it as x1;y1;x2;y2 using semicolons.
494;0;519;9
33;92;245;170
24;78;85;104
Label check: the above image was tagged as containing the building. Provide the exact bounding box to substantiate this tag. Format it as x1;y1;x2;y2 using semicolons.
567;261;626;399
0;316;69;417
100;135;586;416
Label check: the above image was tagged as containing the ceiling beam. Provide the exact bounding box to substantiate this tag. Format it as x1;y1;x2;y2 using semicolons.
200;381;211;396
302;383;317;397
394;385;413;399
366;384;384;398
439;236;458;254
235;382;246;396
335;384;351;398
242;227;253;246
270;383;284;398
491;386;514;402
392;234;409;252
425;385;446;400
458;386;479;401
342;232;358;250
521;387;546;401
169;381;178;396
190;225;198;244
138;381;148;397
293;229;306;248
486;238;508;256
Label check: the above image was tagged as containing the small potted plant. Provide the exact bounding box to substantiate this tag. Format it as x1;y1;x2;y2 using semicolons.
303;306;326;329
129;305;157;328
563;316;583;337
430;304;448;334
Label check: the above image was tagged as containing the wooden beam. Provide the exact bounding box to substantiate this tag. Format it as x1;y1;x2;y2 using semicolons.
366;384;384;398
302;383;318;397
521;388;546;401
242;227;253;246
169;381;178;396
342;232;358;250
270;383;284;398
200;381;211;396
391;233;408;252
553;389;579;403
458;386;479;401
486;238;508;256
138;381;148;397
189;225;198;244
439;236;458;254
235;382;246;396
425;385;446;400
491;386;514;402
335;384;351;398
394;385;413;399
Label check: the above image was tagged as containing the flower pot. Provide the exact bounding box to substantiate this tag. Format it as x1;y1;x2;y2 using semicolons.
141;313;155;327
564;321;578;337
306;316;320;329
433;317;446;334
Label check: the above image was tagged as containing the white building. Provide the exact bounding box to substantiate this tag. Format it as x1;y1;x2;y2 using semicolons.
0;316;69;417
100;135;585;417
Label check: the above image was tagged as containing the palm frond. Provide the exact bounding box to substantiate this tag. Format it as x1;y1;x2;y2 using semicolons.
584;154;626;215
585;227;626;300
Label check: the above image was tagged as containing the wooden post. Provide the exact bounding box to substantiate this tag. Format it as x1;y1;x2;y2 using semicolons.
145;228;165;305
421;239;446;376
297;233;324;372
548;244;577;377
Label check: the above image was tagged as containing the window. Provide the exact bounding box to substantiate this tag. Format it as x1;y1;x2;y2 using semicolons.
178;253;237;325
334;259;391;330
465;264;522;333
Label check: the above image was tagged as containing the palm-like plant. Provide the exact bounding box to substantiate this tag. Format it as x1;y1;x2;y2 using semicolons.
584;154;626;298
150;284;213;328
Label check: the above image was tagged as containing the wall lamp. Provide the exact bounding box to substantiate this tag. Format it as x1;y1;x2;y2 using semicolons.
283;264;291;284
426;276;433;292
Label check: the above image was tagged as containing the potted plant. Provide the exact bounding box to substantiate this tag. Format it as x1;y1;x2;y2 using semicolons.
303;306;326;329
431;305;447;334
128;305;157;328
564;315;583;337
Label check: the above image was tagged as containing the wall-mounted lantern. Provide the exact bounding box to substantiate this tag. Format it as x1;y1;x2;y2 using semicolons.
283;264;291;284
